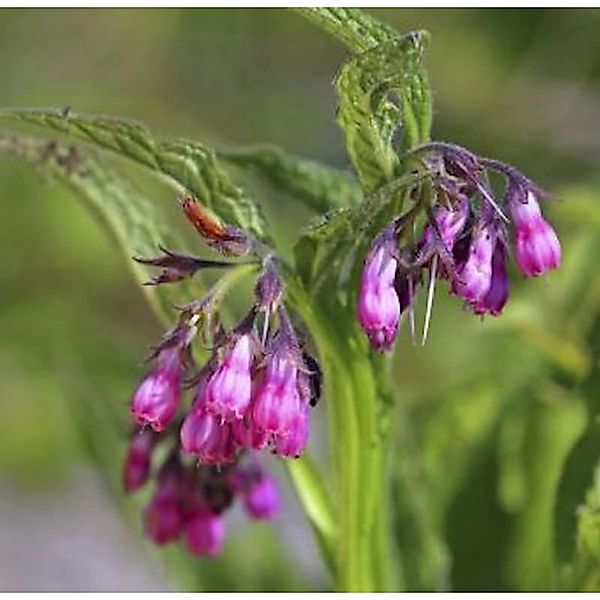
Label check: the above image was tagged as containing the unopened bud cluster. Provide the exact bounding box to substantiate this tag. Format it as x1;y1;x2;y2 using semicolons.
357;143;561;350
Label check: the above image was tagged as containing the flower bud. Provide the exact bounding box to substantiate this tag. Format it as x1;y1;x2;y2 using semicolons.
474;243;509;316
251;352;303;436
232;418;269;450
422;199;469;252
203;334;253;421
452;224;494;303
180;410;236;465
123;429;156;493
509;190;561;277
184;511;226;557
272;406;309;458
144;478;184;545
243;473;280;520
357;229;400;351
131;349;181;432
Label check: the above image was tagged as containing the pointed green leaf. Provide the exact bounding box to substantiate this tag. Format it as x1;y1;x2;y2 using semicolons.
0;132;208;321
0;108;269;241
218;144;361;212
334;32;430;192
295;8;396;52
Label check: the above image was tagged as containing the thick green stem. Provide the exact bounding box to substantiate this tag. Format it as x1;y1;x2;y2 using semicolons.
289;280;394;591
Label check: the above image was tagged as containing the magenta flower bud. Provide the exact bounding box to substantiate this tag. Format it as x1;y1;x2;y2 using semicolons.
243;473;281;520
144;480;184;545
180;410;216;455
452;224;494;303
251;352;303;436
357;230;400;351
232;418;269;450
203;334;253;421
509;190;561;277
180;410;236;465
131;349;181;432
184;511;226;557
474;243;509;316
273;406;309;458
123;430;156;493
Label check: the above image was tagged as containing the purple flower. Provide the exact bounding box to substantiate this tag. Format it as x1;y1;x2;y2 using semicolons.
250;350;303;437
357;228;400;351
474;242;509;316
131;349;181;432
509;190;561;277
452;224;494;304
203;334;254;421
180;410;236;465
273;405;309;458
184;510;226;557
123;429;156;493
243;473;280;520
144;475;184;545
232;418;269;451
180;410;215;455
422;199;470;252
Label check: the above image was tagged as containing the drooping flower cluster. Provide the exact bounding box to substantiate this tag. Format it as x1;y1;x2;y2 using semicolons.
125;197;320;557
123;431;280;556
357;142;561;350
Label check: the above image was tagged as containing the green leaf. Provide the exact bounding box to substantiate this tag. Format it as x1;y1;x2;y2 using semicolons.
294;8;396;52
0;108;269;241
400;67;433;151
0;132;206;321
564;464;600;591
334;32;430;192
505;384;587;591
218;144;362;212
298;10;432;193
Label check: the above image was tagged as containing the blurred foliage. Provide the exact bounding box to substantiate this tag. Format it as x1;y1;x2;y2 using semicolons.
1;7;600;592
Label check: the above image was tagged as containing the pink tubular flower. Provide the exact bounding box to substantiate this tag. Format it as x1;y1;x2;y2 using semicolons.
250;351;303;437
203;334;253;421
509;190;561;277
184;511;226;557
131;349;181;432
272;405;309;458
474;243;509;316
123;429;156;493
452;224;494;303
232;418;269;451
357;229;400;351
180;410;236;465
180;410;216;455
243;473;280;520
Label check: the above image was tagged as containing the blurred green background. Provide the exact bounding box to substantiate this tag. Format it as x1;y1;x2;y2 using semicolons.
1;7;600;591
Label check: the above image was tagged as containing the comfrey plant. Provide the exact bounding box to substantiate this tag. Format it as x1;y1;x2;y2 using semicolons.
0;8;574;592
